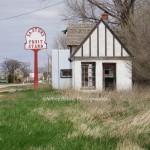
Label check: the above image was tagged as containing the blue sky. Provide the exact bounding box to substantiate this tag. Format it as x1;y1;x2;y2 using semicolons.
0;0;66;71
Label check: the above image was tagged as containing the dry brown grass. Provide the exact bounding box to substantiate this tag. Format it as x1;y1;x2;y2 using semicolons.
59;85;150;145
64;107;102;139
38;84;52;90
28;146;55;150
29;86;150;148
0;95;4;98
33;108;59;122
116;140;145;150
61;84;150;100
113;110;150;136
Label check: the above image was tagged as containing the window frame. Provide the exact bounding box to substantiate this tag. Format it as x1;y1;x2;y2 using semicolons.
81;62;96;88
60;69;72;78
103;63;116;90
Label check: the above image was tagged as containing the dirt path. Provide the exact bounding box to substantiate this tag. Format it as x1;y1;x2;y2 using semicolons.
0;83;33;89
0;83;33;93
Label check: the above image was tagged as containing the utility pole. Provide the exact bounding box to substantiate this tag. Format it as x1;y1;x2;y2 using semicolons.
58;49;59;89
14;65;16;83
48;56;50;83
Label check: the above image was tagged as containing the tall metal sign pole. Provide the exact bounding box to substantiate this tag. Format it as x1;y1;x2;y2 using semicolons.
34;49;39;89
25;27;47;89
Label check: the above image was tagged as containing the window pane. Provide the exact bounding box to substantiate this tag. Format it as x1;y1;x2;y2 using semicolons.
60;69;72;78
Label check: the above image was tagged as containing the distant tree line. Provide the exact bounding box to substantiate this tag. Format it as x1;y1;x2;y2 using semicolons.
1;59;30;83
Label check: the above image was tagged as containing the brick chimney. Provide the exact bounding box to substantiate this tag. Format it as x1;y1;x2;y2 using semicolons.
101;13;109;23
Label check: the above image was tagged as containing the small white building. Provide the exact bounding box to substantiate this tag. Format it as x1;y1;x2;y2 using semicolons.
27;73;44;82
52;14;132;91
52;49;72;89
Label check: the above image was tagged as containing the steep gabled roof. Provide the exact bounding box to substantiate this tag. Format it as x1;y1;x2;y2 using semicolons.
69;19;132;61
67;23;94;46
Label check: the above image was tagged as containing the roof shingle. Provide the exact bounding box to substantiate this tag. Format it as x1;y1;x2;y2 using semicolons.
67;23;95;46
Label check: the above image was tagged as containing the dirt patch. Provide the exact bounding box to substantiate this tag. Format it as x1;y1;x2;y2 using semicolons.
0;89;17;93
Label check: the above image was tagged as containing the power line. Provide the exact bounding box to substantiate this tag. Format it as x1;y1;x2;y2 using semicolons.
0;1;64;22
39;0;53;9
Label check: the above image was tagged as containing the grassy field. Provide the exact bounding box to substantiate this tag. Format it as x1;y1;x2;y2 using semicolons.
0;85;150;150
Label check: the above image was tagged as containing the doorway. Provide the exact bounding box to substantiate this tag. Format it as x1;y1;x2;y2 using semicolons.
103;63;116;90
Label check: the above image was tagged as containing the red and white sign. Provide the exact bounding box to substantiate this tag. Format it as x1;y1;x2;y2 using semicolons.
24;27;47;90
25;27;47;50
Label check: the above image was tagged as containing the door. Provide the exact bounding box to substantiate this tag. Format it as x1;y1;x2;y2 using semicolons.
103;63;116;90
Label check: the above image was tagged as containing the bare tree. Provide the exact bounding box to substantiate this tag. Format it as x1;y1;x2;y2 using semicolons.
62;0;137;25
87;0;137;25
52;33;68;49
20;62;30;78
1;59;20;75
62;0;101;23
117;1;150;83
1;59;30;82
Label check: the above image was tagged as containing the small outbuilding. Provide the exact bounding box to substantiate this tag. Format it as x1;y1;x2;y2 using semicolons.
52;14;132;91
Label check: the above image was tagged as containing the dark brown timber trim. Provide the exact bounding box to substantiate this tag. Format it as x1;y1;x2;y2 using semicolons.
70;46;72;57
121;46;123;57
105;26;107;56
89;36;91;57
113;36;115;57
74;56;131;61
81;46;83;57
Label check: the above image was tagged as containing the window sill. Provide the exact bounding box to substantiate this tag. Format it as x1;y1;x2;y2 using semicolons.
60;77;72;78
80;87;96;90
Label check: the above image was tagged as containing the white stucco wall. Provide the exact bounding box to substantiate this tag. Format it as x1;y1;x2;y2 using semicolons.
91;30;98;56
52;50;132;91
116;61;132;90
52;49;72;89
72;61;81;90
71;46;78;55
107;29;113;56
73;59;132;91
99;23;106;57
83;39;90;56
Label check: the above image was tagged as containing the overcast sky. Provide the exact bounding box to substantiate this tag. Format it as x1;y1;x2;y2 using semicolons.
0;0;66;71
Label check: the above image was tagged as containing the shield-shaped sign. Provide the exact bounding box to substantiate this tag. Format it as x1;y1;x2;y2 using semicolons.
25;27;47;50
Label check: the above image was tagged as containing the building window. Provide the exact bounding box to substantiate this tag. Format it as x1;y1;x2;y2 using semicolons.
81;62;96;88
60;69;72;78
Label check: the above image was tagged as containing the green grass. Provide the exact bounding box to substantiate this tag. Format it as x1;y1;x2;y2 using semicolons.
0;87;149;150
